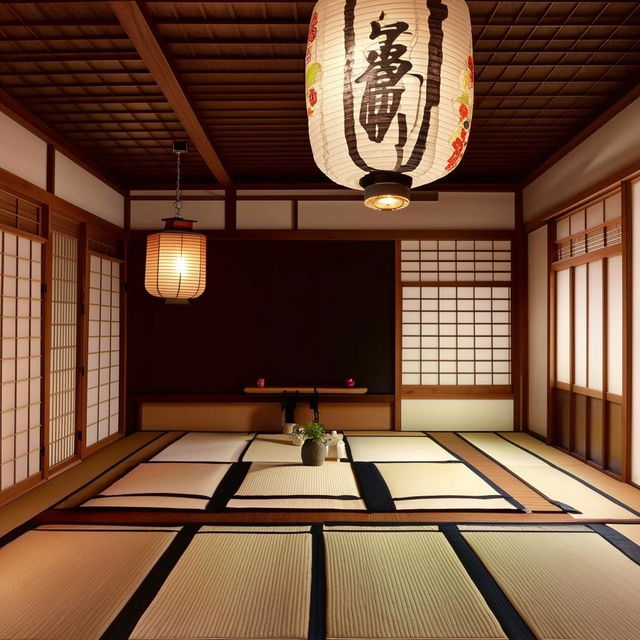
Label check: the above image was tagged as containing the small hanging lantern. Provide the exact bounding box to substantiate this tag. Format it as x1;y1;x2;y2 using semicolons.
144;142;206;301
305;0;474;210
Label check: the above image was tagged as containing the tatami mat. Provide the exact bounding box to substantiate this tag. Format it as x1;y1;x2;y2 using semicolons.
150;432;253;462
609;523;640;546
243;434;342;463
324;528;506;639
460;433;638;519
502;432;640;512
347;435;457;462
81;462;230;510
131;529;312;639
430;433;562;513
0;526;176;640
82;495;210;509
375;462;521;511
1;431;178;533
464;528;640;640
228;462;366;510
460;433;542;467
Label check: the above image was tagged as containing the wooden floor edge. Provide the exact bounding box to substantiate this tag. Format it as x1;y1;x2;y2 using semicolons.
33;509;577;525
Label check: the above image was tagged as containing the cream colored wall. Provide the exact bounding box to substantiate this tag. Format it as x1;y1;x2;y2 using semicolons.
523;98;640;223
527;226;548;436
299;192;515;229
54;151;124;226
237;200;292;229
401;399;513;430
130;191;515;231
0;111;47;189
632;179;640;485
130;199;225;229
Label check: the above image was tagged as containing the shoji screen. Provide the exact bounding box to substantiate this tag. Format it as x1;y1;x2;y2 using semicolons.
48;231;79;468
552;190;625;475
399;238;514;430
400;239;512;390
0;230;42;492
86;254;120;448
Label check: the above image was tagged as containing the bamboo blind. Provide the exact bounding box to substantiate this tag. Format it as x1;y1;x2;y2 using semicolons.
86;255;120;447
0;230;42;490
48;232;78;467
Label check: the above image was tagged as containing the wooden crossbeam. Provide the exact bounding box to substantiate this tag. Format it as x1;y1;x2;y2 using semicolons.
109;0;231;186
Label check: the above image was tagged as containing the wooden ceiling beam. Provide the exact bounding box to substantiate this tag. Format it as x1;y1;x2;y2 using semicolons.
16;95;167;103
0;35;130;42
108;1;231;186
0;52;140;62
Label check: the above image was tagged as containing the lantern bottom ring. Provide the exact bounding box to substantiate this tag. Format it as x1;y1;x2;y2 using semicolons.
360;172;412;212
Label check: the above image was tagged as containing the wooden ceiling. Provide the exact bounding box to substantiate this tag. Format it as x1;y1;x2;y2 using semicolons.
0;1;638;189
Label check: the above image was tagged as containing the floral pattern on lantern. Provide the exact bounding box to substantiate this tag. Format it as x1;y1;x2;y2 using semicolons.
306;11;322;117
306;0;474;190
446;54;474;172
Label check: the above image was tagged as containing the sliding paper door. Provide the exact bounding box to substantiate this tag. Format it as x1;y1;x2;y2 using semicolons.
0;229;43;492
551;190;626;476
48;231;79;468
85;254;121;448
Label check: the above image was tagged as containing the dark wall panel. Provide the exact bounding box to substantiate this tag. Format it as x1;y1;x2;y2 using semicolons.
128;239;395;395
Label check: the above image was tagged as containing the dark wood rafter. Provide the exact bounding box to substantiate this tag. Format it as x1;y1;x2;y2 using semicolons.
0;1;635;186
109;0;231;186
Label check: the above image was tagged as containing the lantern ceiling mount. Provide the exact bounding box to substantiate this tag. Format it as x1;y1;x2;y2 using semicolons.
306;0;474;211
144;141;207;303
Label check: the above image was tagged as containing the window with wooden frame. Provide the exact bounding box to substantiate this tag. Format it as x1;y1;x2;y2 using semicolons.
0;226;43;497
0;182;125;505
48;227;80;469
85;253;121;449
399;238;513;397
550;189;627;478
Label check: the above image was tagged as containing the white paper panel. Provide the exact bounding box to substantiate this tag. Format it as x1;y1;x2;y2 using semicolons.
131;200;225;230
85;255;120;447
401;399;513;430
0;112;47;189
607;255;623;395
631;179;640;485
237;201;293;229
527;226;549;436
555;269;571;384
573;264;587;387
298;192;515;230
0;230;42;490
587;261;603;391
54;152;123;226
49;233;78;467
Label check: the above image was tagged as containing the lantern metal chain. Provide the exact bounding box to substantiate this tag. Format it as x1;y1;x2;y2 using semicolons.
173;149;184;219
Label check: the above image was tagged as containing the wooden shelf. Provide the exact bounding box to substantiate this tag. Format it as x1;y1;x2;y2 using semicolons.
244;386;368;395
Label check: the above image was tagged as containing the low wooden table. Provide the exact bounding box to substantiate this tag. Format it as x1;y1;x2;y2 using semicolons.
244;386;368;422
244;387;368;394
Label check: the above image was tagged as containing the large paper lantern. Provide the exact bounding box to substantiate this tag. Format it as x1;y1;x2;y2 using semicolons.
306;0;473;210
145;217;206;301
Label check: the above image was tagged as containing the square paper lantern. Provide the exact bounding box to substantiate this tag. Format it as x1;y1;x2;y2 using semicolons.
145;218;206;301
306;0;473;209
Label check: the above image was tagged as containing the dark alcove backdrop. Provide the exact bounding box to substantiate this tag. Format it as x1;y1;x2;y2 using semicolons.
127;239;395;395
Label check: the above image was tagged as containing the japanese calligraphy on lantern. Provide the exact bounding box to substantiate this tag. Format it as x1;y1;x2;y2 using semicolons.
306;0;473;190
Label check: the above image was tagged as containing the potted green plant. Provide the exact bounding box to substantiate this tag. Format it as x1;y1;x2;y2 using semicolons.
294;422;328;466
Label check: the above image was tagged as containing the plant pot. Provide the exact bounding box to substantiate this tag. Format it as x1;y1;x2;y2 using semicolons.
301;439;326;466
